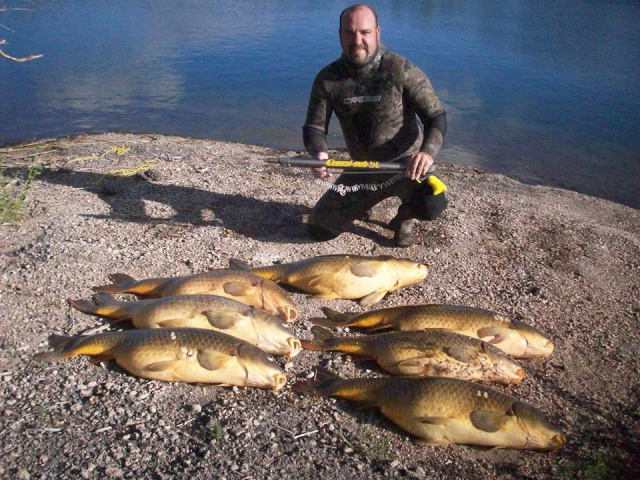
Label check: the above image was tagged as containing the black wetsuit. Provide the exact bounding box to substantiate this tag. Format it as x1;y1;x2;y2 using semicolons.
303;44;447;240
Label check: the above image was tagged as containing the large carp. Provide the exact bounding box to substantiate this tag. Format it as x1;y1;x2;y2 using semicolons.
92;270;298;322
311;305;553;359
34;328;287;391
69;293;302;358
230;254;427;306
302;326;524;384
293;370;565;450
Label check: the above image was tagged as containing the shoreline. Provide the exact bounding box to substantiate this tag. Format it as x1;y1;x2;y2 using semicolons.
1;132;639;479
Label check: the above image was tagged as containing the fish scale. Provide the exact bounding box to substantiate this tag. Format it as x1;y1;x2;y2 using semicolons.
315;304;554;359
303;329;524;384
294;373;566;450
69;294;301;357
34;328;287;390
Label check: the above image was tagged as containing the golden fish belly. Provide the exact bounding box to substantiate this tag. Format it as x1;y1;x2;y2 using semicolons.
114;344;248;384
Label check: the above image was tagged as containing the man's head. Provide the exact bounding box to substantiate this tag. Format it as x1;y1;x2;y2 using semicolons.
339;4;380;66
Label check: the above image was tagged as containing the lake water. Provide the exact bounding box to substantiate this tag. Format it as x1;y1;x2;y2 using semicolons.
1;0;638;208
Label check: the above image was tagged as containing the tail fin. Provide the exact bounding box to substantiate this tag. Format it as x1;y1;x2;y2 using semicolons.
300;326;334;351
291;367;342;395
68;293;129;320
92;274;167;296
307;307;355;327
33;334;77;362
92;273;138;293
228;258;251;271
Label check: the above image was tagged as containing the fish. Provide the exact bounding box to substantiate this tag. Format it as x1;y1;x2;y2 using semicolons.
92;270;298;322
68;293;302;358
229;254;427;306
34;328;287;391
310;305;554;359
301;326;525;384
293;369;566;450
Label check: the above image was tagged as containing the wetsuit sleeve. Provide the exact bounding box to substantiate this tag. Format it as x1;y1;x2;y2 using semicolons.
403;65;447;158
303;73;332;156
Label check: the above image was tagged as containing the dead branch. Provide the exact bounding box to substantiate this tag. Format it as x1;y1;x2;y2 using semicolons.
0;39;42;62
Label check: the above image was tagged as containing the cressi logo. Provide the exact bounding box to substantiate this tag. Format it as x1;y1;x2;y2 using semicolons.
343;95;382;105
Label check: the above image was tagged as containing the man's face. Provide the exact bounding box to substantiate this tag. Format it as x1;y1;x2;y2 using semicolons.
339;7;380;66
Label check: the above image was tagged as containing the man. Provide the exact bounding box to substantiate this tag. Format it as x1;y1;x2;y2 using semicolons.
303;3;447;247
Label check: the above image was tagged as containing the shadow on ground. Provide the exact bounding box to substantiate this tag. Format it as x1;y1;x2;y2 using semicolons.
22;167;393;245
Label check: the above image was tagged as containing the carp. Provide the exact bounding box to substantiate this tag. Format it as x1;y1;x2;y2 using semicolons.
68;293;302;358
311;305;553;359
293;370;566;450
34;328;287;390
302;326;524;384
229;254;427;306
92;270;298;322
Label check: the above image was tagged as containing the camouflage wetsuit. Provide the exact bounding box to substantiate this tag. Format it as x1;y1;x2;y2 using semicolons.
303;43;447;240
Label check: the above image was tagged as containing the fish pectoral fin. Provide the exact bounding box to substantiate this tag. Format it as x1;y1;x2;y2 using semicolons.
418;416;453;426
145;360;182;372
307;274;333;289
223;281;254;296
359;290;387;306
88;354;113;365
197;350;233;371
349;262;382;278
444;346;476;364
311;292;341;301
156;319;190;328
470;411;511;433
203;310;244;329
477;327;513;344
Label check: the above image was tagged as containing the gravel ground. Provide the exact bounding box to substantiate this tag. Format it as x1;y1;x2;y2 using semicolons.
1;132;639;479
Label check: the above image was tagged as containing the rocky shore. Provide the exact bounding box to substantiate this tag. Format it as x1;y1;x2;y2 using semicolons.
1;132;638;479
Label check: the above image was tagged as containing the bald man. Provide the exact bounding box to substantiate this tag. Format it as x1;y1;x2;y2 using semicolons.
303;4;447;247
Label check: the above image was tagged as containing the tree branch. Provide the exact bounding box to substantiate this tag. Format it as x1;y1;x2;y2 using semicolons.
0;39;42;62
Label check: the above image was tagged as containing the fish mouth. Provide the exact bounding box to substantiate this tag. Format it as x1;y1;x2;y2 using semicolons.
279;306;298;323
286;338;302;358
549;434;567;451
272;373;287;391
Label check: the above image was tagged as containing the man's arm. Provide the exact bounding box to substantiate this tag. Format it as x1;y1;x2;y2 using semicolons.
403;63;447;179
303;73;334;178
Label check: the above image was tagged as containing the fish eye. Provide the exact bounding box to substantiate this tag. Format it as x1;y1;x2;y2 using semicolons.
267;355;275;362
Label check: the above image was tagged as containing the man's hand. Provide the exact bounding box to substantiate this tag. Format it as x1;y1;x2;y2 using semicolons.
312;152;332;179
405;152;434;180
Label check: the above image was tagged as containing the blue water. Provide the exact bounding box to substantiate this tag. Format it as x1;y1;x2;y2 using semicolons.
1;0;639;208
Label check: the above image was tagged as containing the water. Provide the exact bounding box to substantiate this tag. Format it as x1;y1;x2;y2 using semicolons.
1;0;638;208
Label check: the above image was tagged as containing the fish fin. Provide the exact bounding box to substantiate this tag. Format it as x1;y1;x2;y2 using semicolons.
320;307;352;322
92;273;137;293
156;319;191;328
33;334;77;362
349;262;382;278
308;317;341;327
228;258;251;271
359;290;387;306
223;281;254;296
470;411;511;433
301;326;334;351
145;360;182;372
203;311;244;329
307;274;333;288
291;367;341;395
418;416;453;426
445;346;476;363
197;350;232;371
92;293;118;305
311;292;341;301
67;298;97;314
311;326;334;342
477;327;512;344
88;354;113;365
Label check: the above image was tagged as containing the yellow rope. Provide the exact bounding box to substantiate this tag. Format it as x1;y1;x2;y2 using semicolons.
107;160;161;177
67;144;131;164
